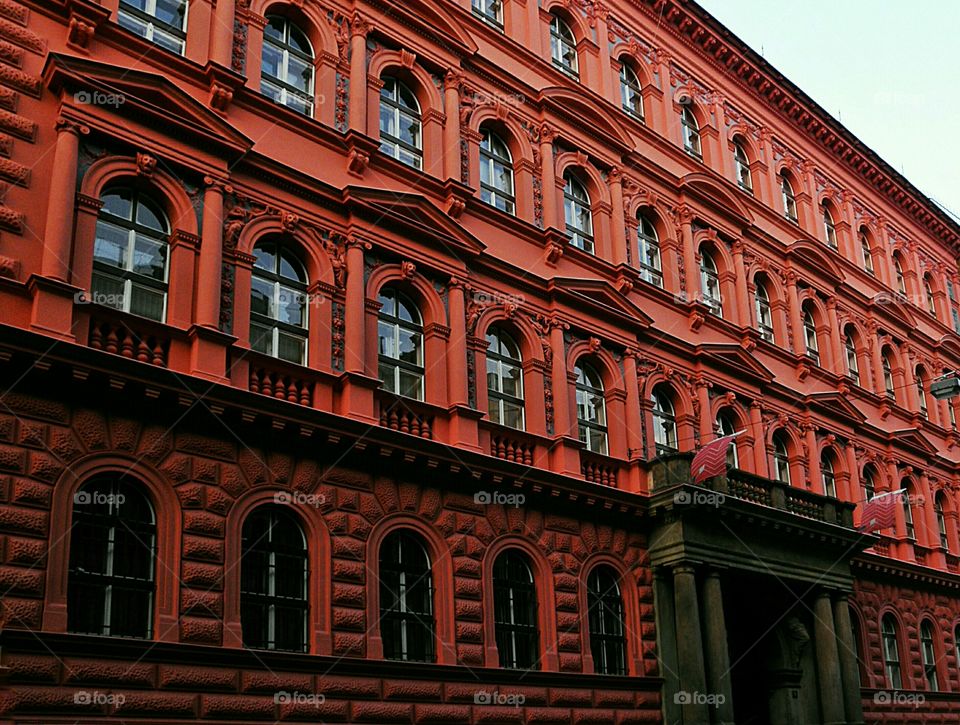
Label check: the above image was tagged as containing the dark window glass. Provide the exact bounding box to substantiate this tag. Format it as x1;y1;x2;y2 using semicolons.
587;566;626;675
379;530;436;662
493;550;539;669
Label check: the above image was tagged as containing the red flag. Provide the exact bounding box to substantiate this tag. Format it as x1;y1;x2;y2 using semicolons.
690;433;740;484
858;489;904;533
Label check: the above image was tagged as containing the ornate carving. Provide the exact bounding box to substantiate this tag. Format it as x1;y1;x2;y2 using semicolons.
400;261;416;280
135;152;156;177
231;17;248;74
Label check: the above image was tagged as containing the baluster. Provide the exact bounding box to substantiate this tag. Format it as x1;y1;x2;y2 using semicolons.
105;327;119;354
300;383;311;406
422;417;432;439
250;369;261;394
90;323;103;350
136;337;151;362
152;340;165;366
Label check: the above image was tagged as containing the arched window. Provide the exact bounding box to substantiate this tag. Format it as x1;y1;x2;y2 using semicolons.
955;626;960;679
733;140;752;193
862;465;876;500
916;367;928;418
882;353;895;400
881;615;902;689
850;613;866;687
860;232;875;276
118;0;187;54
652;386;678;455
586;566;627;675
575;362;608;455
755;282;774;343
486;326;524;429
925;276;937;315
772;431;790;484
821;451;837;498
894;255;906;294
93;187;170;322
803;308;819;364
935;494;949;550
472;0;503;26
681;105;701;157
636;214;662;287
902;485;915;539
619;62;644;120
716;410;739;468
379;530;435;662
380;77;422;169
920;620;939;691
844;327;860;384
250;240;308;364
945;369;958;429
261;17;314;116
564;172;594;253
377;287;424;400
822;205;837;248
68;477;156;638
550;15;578;77
781;174;797;222
493;550;539;669
479;130;515;214
699;250;722;317
240;506;308;652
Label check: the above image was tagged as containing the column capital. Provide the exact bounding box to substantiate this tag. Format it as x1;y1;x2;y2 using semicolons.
345;234;372;251
350;11;370;38
55;116;90;136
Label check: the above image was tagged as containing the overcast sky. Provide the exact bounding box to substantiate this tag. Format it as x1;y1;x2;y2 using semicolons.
695;0;960;225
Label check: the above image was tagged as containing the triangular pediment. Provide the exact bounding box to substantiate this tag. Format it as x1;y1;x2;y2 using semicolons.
804;391;866;426
344;187;486;257
549;277;654;328
694;343;774;384
43;54;252;159
889;428;939;458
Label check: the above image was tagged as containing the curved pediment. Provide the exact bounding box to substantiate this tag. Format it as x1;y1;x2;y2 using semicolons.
869;291;917;330
379;0;478;54
678;173;753;226
937;333;960;361
540;87;635;151
786;239;845;286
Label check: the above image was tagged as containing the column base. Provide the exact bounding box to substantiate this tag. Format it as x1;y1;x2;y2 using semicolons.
27;275;82;341
336;370;381;425
188;324;237;382
549;435;584;478
447;403;483;452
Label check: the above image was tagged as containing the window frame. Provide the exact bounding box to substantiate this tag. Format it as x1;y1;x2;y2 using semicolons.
586;566;627;676
699;250;722;317
575;362;608;455
260;16;315;116
472;0;503;27
716;411;739;469
860;233;875;276
549;15;579;78
821;452;836;498
377;287;425;400
755;282;774;343
822;205;838;248
379;77;423;170
492;550;540;670
619;62;644;121
935;495;949;550
92;187;171;322
681;105;701;158
479;130;516;215
239;506;309;653
802;309;820;365
780;174;798;223
564;173;594;253
772;433;790;484
486;326;525;430
733;141;752;193
881;615;903;690
636;214;663;287
651;387;678;456
67;477;156;639
920;619;939;691
379;530;436;663
118;0;188;54
844;332;860;384
249;240;309;365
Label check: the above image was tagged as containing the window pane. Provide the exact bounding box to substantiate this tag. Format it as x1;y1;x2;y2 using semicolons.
261;44;283;80
133;234;167;280
90;272;125;309
277;331;305;364
94;222;129;269
251;278;274;318
397;330;422;366
129;283;165;320
398;368;423;399
250;322;273;355
154;0;186;28
278;285;305;327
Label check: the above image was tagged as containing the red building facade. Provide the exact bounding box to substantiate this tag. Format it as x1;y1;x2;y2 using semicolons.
1;0;959;722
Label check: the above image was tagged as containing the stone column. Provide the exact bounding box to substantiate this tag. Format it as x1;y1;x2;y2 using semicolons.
344;236;368;374
825;296;843;376
696;376;713;443
673;565;709;724
443;69;461;182
196;179;225;328
539;125;559;231
701;570;735;724
653;570;682;725
348;13;369;133
209;0;236;67
805;422;821;493
42;118;89;282
749;401;766;474
678;206;698;303
608;167;628;266
845;442;860;504
785;270;804;356
813;590;845;724
832;595;865;724
732;240;751;329
623;349;644;460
